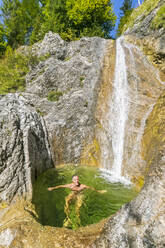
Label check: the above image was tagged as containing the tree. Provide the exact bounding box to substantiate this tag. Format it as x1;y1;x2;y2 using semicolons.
31;0;116;42
0;24;7;55
0;0;40;48
66;0;116;38
117;0;133;36
120;0;132;15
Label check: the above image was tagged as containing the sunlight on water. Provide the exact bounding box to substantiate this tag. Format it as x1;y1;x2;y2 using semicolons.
33;165;137;230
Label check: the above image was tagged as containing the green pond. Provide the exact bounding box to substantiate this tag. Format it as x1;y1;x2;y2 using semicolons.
32;165;137;230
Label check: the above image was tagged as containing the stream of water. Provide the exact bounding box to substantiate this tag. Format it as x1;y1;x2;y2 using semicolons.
100;37;130;184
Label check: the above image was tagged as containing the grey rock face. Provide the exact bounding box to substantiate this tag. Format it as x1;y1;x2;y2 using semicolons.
0;94;53;203
125;0;165;39
25;32;108;165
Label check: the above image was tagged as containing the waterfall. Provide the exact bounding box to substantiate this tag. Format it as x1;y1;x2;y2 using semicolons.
100;37;130;184
110;37;130;176
97;36;163;185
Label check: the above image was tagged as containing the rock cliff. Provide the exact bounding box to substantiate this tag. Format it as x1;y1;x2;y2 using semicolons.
0;94;53;203
24;32;109;165
124;0;165;80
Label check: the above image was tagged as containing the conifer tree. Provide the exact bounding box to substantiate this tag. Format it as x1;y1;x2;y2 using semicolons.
0;24;6;55
117;0;133;36
1;0;40;48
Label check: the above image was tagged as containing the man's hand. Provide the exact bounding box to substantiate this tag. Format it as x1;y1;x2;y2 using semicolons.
97;190;107;194
47;187;55;191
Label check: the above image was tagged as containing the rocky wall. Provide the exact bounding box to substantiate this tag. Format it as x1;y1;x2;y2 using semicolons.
0;94;53;203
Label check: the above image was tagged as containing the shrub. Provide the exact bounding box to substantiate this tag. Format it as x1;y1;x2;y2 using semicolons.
151;5;165;29
0;47;29;94
47;91;63;101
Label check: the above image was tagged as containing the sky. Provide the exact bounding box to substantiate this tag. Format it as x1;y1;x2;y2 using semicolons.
110;0;141;37
0;0;142;38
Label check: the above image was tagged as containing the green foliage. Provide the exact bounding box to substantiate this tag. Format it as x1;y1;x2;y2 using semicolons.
117;9;133;36
66;0;116;38
47;91;63;101
0;47;30;94
80;75;85;87
0;24;7;56
117;0;133;36
151;5;165;29
30;0;116;42
120;0;132;14
1;0;40;48
1;0;116;44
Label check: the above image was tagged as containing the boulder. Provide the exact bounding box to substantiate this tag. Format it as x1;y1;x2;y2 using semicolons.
0;93;53;203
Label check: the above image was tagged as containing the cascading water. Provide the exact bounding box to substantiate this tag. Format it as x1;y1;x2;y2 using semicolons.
100;37;130;184
97;36;164;185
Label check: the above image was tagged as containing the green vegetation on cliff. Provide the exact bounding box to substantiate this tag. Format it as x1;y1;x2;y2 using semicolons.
118;0;160;34
0;46;45;94
151;5;165;29
0;47;29;94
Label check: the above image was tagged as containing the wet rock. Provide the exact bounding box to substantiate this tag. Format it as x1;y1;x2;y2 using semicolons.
0;94;53;203
94;36;164;186
0;228;17;247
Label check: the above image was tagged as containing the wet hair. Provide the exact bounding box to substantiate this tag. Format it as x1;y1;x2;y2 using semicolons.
72;174;78;179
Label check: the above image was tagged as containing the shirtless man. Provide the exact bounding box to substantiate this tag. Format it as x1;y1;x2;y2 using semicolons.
47;175;106;193
47;175;106;228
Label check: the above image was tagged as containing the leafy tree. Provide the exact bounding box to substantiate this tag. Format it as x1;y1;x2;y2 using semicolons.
66;0;116;38
31;0;116;42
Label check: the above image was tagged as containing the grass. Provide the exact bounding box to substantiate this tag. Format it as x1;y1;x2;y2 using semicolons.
151;5;165;29
47;91;63;101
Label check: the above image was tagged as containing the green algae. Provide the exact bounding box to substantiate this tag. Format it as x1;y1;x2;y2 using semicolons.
32;165;137;230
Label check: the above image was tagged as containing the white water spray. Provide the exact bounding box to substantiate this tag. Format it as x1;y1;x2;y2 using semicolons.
111;37;129;176
100;37;130;184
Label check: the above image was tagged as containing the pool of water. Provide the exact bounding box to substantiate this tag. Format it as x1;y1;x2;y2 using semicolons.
32;165;137;230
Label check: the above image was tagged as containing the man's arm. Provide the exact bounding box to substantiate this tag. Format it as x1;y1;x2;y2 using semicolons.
47;184;71;191
83;185;107;194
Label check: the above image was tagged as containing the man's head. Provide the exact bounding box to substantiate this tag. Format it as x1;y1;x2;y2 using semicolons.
72;175;79;186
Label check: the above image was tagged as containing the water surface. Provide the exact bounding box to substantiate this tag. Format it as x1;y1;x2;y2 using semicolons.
33;165;137;229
